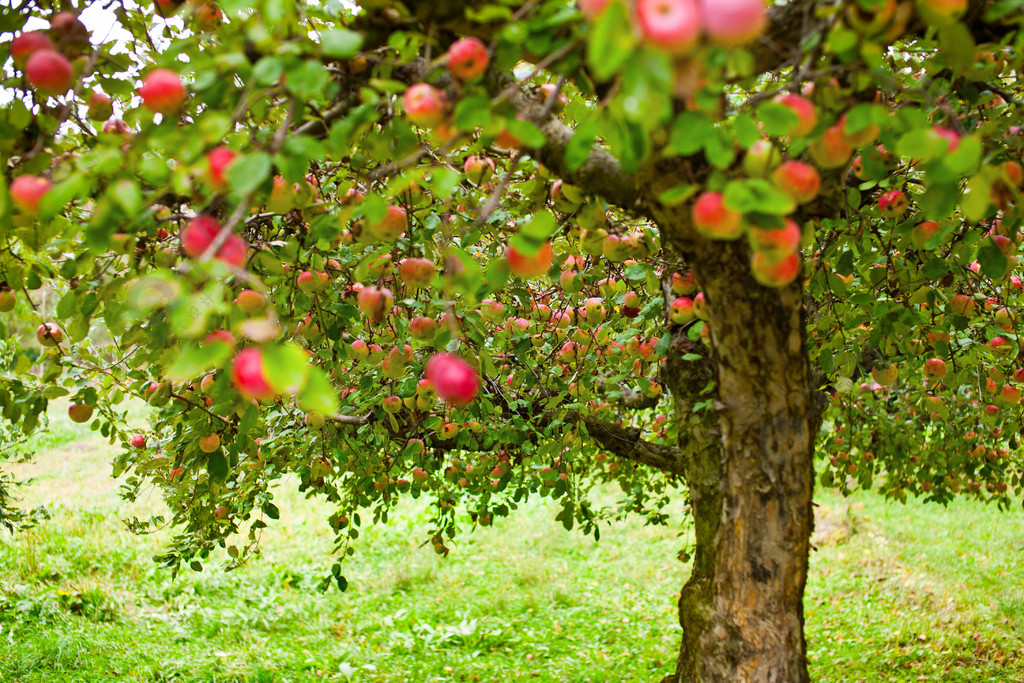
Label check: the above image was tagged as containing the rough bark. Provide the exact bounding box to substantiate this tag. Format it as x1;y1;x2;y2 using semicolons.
644;159;816;683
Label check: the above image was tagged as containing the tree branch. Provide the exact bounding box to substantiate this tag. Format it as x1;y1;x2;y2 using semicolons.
578;414;686;475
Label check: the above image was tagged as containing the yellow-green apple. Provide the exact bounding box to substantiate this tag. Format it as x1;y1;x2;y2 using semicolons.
368;205;407;241
910;221;940;249
916;0;967;26
86;92;113;121
199;433;221;453
0;290;15;312
237;289;267;314
409;316;437;340
924;357;948;380
871;363;898;386
742;139;782;177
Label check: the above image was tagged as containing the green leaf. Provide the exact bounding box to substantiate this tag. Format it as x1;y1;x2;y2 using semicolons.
207;451;228;483
565;118;598;173
164;343;232;382
320;28;364;58
961;174;993;223
755;102;799;137
227;152;272;194
298;366;340;416
723;179;795;216
939;23;976;74
262;343;311;395
667;111;713;156
977;239;1009;280
586;0;636;82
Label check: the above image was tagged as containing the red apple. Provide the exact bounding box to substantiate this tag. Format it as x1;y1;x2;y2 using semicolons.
398;257;435;289
357;286;394;324
700;0;765;46
131;434;147;449
205;329;237;348
809;124;854;169
205;146;236;190
25;50;73;96
751;251;801;287
669;296;696;324
447;37;489;80
403;83;447;127
636;0;702;54
68;402;94;424
506;242;554;277
770;161;821;205
10;31;53;68
924;357;948;380
773;94;817;138
578;0;612;18
367;204;407;241
230;347;275;402
180;215;247;267
139;68;186;116
48;12;90;56
10;175;52;215
425;353;479;406
692;191;743;240
748;218;801;261
36;322;63;347
878;189;908;219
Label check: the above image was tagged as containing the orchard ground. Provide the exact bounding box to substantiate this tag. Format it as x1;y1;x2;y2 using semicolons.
1;404;1023;683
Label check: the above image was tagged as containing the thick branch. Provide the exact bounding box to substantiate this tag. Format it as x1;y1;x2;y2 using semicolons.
579;415;687;475
484;72;642;211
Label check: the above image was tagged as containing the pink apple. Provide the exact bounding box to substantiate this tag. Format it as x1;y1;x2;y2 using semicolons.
636;0;702;55
809;124;854;169
357;286;394;324
10;175;52;215
368;205;407;241
180;215;247;267
700;0;766;47
230;347;276;402
924;357;948;380
398;257;435;289
403;83;447;127
425;353;480;406
464;155;496;185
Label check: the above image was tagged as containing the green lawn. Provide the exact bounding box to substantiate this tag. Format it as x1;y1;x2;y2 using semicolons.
1;410;1022;682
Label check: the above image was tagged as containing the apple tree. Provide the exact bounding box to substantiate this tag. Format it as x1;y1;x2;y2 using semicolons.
2;0;1024;680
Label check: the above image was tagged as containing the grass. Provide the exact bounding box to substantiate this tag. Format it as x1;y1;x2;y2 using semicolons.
1;410;1023;682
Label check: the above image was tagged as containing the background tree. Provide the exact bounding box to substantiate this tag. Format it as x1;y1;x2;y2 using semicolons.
2;0;1023;680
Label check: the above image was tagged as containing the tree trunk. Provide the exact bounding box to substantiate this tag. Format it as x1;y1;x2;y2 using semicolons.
661;239;816;683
